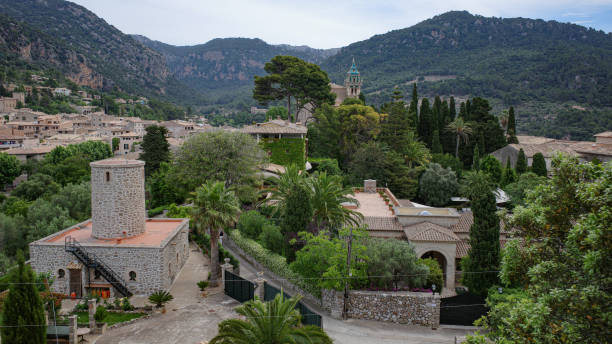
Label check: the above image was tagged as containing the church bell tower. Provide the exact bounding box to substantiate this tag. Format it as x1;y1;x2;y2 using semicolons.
345;58;362;97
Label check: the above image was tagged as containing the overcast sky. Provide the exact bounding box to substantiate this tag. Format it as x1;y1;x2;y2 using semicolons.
71;0;612;49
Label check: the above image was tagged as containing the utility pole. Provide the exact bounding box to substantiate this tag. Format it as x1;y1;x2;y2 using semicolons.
342;227;353;320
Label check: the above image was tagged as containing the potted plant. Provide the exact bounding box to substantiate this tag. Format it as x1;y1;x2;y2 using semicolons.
94;306;108;334
148;290;174;313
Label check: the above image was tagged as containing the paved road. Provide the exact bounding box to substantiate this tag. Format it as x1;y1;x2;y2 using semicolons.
96;243;239;344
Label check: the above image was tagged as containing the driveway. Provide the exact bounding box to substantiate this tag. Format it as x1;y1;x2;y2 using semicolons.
96;243;239;344
226;244;476;344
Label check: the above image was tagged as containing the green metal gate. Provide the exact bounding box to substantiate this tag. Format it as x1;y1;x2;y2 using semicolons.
264;282;322;328
224;270;254;303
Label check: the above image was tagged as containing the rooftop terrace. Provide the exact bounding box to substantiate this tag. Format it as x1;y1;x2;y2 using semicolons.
41;218;187;247
349;192;394;217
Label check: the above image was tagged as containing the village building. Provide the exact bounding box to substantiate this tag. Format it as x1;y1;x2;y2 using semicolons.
0;133;27;150
296;59;363;122
29;159;190;297
346;180;510;294
161;120;196;138
53;87;72;97
5;145;57;162
0;97;17;113
116;132;142;156
491;133;612;169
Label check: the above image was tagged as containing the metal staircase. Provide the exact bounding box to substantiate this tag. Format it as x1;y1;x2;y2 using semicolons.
65;236;132;297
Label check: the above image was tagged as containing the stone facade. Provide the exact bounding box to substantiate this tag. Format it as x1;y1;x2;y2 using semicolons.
90;160;145;239
321;289;440;327
29;220;189;296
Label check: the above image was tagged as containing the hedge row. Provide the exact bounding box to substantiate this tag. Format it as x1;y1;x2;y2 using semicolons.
228;230;319;297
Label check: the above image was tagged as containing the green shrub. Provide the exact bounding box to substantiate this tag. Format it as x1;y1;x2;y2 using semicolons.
237;210;268;239
258;224;283;255
166;203;191;218
147;205;166;217
420;258;444;290
310;158;341;176
148;291;173;308
261;138;305;167
197;280;209;291
228;230;319;297
94;306;107;322
121;297;134;311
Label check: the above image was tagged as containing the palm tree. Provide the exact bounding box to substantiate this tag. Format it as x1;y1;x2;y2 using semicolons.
308;172;363;231
401;131;431;168
191;180;241;287
445;117;473;158
210;293;332;344
265;164;308;214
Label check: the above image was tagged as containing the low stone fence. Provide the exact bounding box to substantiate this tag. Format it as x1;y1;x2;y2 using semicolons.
322;289;440;328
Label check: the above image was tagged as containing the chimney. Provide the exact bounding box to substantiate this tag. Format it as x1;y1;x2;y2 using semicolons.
364;179;376;193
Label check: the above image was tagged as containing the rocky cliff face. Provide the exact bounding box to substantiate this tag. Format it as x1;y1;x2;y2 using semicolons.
0;0;171;96
133;35;338;91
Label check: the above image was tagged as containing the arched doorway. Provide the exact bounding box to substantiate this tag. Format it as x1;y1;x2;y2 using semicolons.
421;251;447;288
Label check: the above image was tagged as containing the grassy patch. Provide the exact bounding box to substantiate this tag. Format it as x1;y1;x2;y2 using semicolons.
75;311;145;325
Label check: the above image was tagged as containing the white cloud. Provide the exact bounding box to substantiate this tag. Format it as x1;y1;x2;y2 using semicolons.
71;0;612;48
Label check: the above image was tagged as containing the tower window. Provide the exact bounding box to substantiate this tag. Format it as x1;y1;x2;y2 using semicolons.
105;171;110;182
129;271;136;281
58;269;65;278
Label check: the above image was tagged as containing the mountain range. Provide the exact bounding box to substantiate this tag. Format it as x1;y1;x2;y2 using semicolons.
0;0;610;138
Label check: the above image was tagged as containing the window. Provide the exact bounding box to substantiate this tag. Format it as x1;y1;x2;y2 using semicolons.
123;144;129;150
94;270;102;280
58;269;65;278
129;271;136;281
105;171;110;182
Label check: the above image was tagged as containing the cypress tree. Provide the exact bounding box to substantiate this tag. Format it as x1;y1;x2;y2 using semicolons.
501;157;517;187
472;145;480;170
478;131;485;155
432;130;443;154
516;148;527;174
140;125;170;176
507;128;519;144
432;96;442;132
465;99;472;120
449;96;456;119
280;182;313;260
507;107;516;135
1;252;46;344
409;84;418;114
458;102;466;119
461;173;500;296
532;153;547;177
408;84;419;129
417;98;433;146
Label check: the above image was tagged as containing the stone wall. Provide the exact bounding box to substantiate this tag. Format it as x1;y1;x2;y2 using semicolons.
91;160;146;239
29;222;189;296
321;289;440;327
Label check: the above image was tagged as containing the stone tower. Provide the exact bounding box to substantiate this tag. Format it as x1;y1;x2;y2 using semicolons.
90;159;146;239
345;57;362;97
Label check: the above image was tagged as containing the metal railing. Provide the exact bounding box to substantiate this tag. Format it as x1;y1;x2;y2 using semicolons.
64;236;132;297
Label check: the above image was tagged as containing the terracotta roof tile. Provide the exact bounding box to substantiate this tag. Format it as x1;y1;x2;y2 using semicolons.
456;240;470;258
451;211;509;234
241;120;307;135
358;216;402;231
405;222;460;242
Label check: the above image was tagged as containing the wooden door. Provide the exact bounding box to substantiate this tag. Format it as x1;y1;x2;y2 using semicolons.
69;269;82;298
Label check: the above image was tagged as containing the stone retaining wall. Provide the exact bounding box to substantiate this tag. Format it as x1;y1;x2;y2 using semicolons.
321;289;440;327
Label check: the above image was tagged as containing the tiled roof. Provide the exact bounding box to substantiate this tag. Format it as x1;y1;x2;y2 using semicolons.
457;239;510;258
456;240;470;258
359;216;402;231
572;142;612;157
450;211;509;234
405;222;460;242
594;131;612;138
5;146;55;155
241;120;307;135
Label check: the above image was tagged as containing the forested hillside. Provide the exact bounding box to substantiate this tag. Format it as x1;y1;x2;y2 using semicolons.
0;0;204;104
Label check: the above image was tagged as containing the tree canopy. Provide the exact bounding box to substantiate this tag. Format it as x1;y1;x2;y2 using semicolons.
253;55;334;121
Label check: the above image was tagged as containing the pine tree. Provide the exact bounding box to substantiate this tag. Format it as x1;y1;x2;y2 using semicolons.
431;130;443;154
472;146;480;170
1;252;46;344
417;98;433;146
461;173;500;296
532;153;547;177
516;148;527;174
